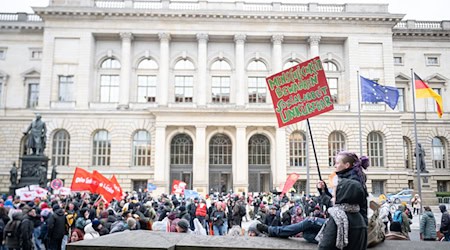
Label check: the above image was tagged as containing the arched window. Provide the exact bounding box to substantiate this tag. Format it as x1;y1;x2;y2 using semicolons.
51;130;70;166
283;60;301;70
137;58;158;103
170;134;193;165
328;131;346;166
132;130;151;167
174;59;195;103
247;60;268;103
211;59;231;103
248;134;270;165
92;130;111;166
367;132;384;167
403;137;412;168
289;131;307;167
323;61;339;103
99;58;120;102
432;137;446;168
209;134;232;165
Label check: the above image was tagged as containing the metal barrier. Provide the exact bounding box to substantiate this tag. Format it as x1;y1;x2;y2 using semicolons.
438;197;450;204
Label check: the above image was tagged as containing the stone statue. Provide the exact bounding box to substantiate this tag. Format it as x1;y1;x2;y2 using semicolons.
39;164;47;187
51;165;58;181
23;113;47;155
415;143;428;173
10;162;18;185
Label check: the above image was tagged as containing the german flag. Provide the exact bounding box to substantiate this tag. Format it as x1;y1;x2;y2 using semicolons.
414;73;443;118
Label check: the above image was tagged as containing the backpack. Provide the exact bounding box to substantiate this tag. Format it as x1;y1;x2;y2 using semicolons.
393;211;403;224
4;220;20;240
239;204;246;217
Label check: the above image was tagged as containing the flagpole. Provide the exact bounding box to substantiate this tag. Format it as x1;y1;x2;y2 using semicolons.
306;130;310;195
411;69;423;214
357;71;363;156
306;119;322;181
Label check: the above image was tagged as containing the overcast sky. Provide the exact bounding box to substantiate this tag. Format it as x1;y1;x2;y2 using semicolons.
1;0;449;21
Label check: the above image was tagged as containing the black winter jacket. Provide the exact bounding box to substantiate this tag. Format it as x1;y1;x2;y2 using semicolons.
20;214;34;250
47;208;67;240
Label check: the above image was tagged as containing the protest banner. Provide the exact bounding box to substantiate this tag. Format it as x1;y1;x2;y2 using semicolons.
281;173;300;195
110;175;123;200
171;179;187;195
54;187;72;196
70;167;97;192
147;182;157;192
93;170;117;202
184;189;199;200
15;186;29;196
266;56;334;128
20;191;36;201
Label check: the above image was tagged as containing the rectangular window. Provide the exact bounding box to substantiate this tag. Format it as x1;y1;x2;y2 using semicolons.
31;50;43;60
327;77;338;103
211;76;230;103
437;181;448;192
137;75;156;103
175;76;193;103
0;49;5;60
58;75;74;102
426;56;439;66
372;180;385;196
28;82;39;108
426;88;441;112
393;56;403;65
100;75;119;102
248;77;266;103
396;88;405;112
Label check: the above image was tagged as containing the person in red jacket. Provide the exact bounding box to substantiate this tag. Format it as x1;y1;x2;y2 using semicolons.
195;199;208;232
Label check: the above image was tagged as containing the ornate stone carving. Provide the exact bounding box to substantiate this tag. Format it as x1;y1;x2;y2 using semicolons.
119;32;134;41
158;32;171;41
234;34;247;43
271;34;284;44
196;33;209;42
308;36;321;46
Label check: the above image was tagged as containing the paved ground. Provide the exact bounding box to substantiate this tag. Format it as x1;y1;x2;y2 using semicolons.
241;204;449;242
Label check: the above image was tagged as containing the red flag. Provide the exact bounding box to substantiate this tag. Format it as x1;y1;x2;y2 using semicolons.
92;171;116;202
281;173;300;195
171;180;187;195
110;175;123;201
70;167;97;193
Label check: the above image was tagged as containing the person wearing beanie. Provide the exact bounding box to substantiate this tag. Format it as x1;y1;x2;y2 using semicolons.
439;204;450;241
176;218;190;233
127;217;137;230
316;178;367;250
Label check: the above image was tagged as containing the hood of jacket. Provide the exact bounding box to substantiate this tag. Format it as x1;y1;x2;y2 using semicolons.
439;204;447;213
54;208;65;216
424;211;434;218
84;222;97;234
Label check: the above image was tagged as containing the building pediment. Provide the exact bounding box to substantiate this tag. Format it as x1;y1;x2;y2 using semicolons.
426;73;447;83
21;68;40;78
395;72;410;82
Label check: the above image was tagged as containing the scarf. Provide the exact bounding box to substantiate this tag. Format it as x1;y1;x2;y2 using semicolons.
315;204;360;250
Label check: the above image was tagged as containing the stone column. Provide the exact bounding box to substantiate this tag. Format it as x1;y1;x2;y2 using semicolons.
194;125;207;194
38;34;55;108
158;33;171;106
275;127;287;188
196;33;209;107
308;36;321;58
118;32;133;109
234;34;246;107
154;125;167;194
234;126;248;193
77;33;94;109
270;34;283;105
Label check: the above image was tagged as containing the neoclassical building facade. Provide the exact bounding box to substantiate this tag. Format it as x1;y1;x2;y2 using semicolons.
0;0;449;196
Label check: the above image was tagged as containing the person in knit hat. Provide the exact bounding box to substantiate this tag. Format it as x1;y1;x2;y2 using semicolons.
127;217;137;230
176;219;191;233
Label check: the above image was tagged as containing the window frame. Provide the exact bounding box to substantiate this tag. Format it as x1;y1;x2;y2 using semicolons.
248;134;271;165
98;57;121;103
132;130;152;167
289;131;307;167
92;130;111;167
51;129;70;166
425;54;440;66
174;59;195;103
209;133;232;166
136;58;158;103
367;131;384;167
58;75;74;102
247;60;268;104
432;137;446;169
210;59;232;104
328;131;346;167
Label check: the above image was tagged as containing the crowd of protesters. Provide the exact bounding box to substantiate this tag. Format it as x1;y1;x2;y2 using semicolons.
1;152;450;250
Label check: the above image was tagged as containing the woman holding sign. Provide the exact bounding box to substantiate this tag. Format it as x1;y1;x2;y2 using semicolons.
257;151;369;245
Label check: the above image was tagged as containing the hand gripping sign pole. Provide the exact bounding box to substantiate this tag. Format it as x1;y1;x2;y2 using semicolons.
266;57;333;182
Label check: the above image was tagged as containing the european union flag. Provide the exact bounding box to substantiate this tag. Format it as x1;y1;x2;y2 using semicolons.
361;76;399;110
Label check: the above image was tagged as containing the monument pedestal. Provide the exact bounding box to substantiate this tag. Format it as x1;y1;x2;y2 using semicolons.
413;172;438;206
17;155;49;188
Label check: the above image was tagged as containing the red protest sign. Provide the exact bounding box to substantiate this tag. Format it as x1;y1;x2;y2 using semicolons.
70;167;98;193
281;173;300;195
50;179;63;190
171;179;187;195
93;171;116;202
266;57;334;127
